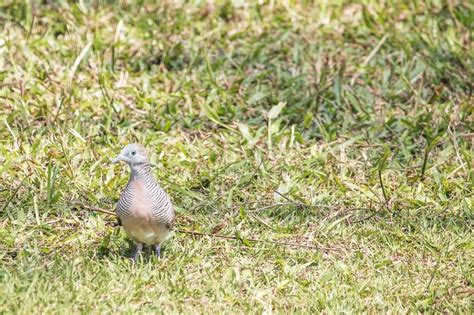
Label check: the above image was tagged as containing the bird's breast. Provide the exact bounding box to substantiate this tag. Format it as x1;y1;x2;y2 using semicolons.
120;216;170;245
126;179;153;217
117;178;171;244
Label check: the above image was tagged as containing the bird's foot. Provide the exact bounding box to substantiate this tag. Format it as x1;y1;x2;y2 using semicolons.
155;244;161;259
131;243;143;263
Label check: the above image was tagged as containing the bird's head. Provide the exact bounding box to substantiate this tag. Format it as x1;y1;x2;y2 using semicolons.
112;143;149;166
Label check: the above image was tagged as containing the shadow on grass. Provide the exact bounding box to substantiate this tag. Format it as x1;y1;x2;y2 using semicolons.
95;236;172;263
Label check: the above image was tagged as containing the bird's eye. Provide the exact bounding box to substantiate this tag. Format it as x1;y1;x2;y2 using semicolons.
131;151;137;156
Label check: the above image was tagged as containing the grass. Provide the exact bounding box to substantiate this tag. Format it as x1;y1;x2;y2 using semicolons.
0;0;473;313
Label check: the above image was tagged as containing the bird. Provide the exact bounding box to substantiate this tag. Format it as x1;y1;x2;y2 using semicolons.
112;143;175;261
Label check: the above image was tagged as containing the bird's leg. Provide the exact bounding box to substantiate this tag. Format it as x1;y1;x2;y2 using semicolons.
132;243;143;262
155;244;161;259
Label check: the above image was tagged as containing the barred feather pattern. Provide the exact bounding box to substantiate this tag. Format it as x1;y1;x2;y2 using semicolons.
116;163;175;229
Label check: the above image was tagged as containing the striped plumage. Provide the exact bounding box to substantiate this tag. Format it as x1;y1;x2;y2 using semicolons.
112;143;175;260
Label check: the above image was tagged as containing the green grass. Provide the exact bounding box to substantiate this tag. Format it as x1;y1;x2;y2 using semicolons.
1;0;473;313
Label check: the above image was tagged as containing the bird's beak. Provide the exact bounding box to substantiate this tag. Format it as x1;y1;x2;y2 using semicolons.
112;155;122;164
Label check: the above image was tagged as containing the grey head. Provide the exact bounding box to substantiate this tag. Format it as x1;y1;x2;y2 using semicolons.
112;143;149;166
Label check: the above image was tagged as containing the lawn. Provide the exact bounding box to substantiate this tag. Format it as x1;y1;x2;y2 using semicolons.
0;0;473;313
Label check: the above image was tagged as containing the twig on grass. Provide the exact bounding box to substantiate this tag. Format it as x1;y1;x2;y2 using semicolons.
182;229;334;251
72;201;116;216
72;201;338;252
248;202;301;213
268;190;382;224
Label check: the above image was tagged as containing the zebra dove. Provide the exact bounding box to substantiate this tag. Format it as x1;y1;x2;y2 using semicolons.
112;143;175;261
